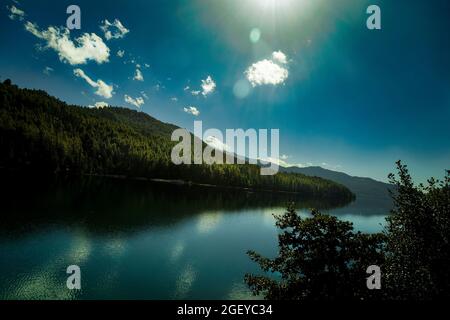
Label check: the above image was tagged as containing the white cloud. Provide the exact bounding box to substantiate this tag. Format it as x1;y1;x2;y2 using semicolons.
100;19;129;41
144;63;150;68
245;51;289;87
124;95;145;108
318;162;342;170
272;50;288;64
88;101;109;109
117;50;125;58
25;22;110;65
191;90;201;96
245;59;288;87
133;68;144;81
43;66;54;75
184;86;190;91
293;163;307;168
205;136;231;153
259;156;290;167
184;106;200;116
171;97;178;102
201;76;216;96
258;155;311;168
7;5;25;21
73;68;113;99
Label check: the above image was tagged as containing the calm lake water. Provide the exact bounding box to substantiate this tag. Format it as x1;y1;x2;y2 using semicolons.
0;173;391;300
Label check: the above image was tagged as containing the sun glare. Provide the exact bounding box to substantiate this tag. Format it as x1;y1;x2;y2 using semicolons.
252;0;294;10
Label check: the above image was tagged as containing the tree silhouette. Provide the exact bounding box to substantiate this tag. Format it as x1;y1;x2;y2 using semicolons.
245;203;385;300
246;162;449;300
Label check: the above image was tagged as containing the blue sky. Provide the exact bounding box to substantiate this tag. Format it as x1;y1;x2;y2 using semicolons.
1;0;449;183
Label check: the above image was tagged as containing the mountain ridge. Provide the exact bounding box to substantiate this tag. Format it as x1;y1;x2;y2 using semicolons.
0;79;354;203
281;165;394;208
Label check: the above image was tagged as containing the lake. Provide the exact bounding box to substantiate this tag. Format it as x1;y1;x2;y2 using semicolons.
0;173;391;300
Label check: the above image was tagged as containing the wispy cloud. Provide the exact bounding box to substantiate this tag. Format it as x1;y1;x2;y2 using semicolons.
7;5;25;21
184;106;200;116
74;68;113;99
124;95;144;108
319;162;342;170
141;91;149;100
25;22;110;65
43;66;53;75
117;50;125;58
100;19;129;41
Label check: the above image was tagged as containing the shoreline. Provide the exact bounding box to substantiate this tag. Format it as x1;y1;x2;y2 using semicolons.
83;173;324;197
0;167;355;205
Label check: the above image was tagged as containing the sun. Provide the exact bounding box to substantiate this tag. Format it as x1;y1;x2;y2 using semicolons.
251;0;295;10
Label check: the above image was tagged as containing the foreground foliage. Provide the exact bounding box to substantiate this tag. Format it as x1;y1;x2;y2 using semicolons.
384;161;450;299
246;161;449;300
245;204;385;300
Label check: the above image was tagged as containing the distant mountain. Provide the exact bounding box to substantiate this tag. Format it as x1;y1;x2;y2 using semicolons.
281;166;393;197
281;166;395;211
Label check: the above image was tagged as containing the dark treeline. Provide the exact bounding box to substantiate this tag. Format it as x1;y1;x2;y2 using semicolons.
0;80;353;202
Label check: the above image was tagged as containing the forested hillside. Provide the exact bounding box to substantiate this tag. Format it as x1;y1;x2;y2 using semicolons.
281;165;394;209
0;80;354;202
